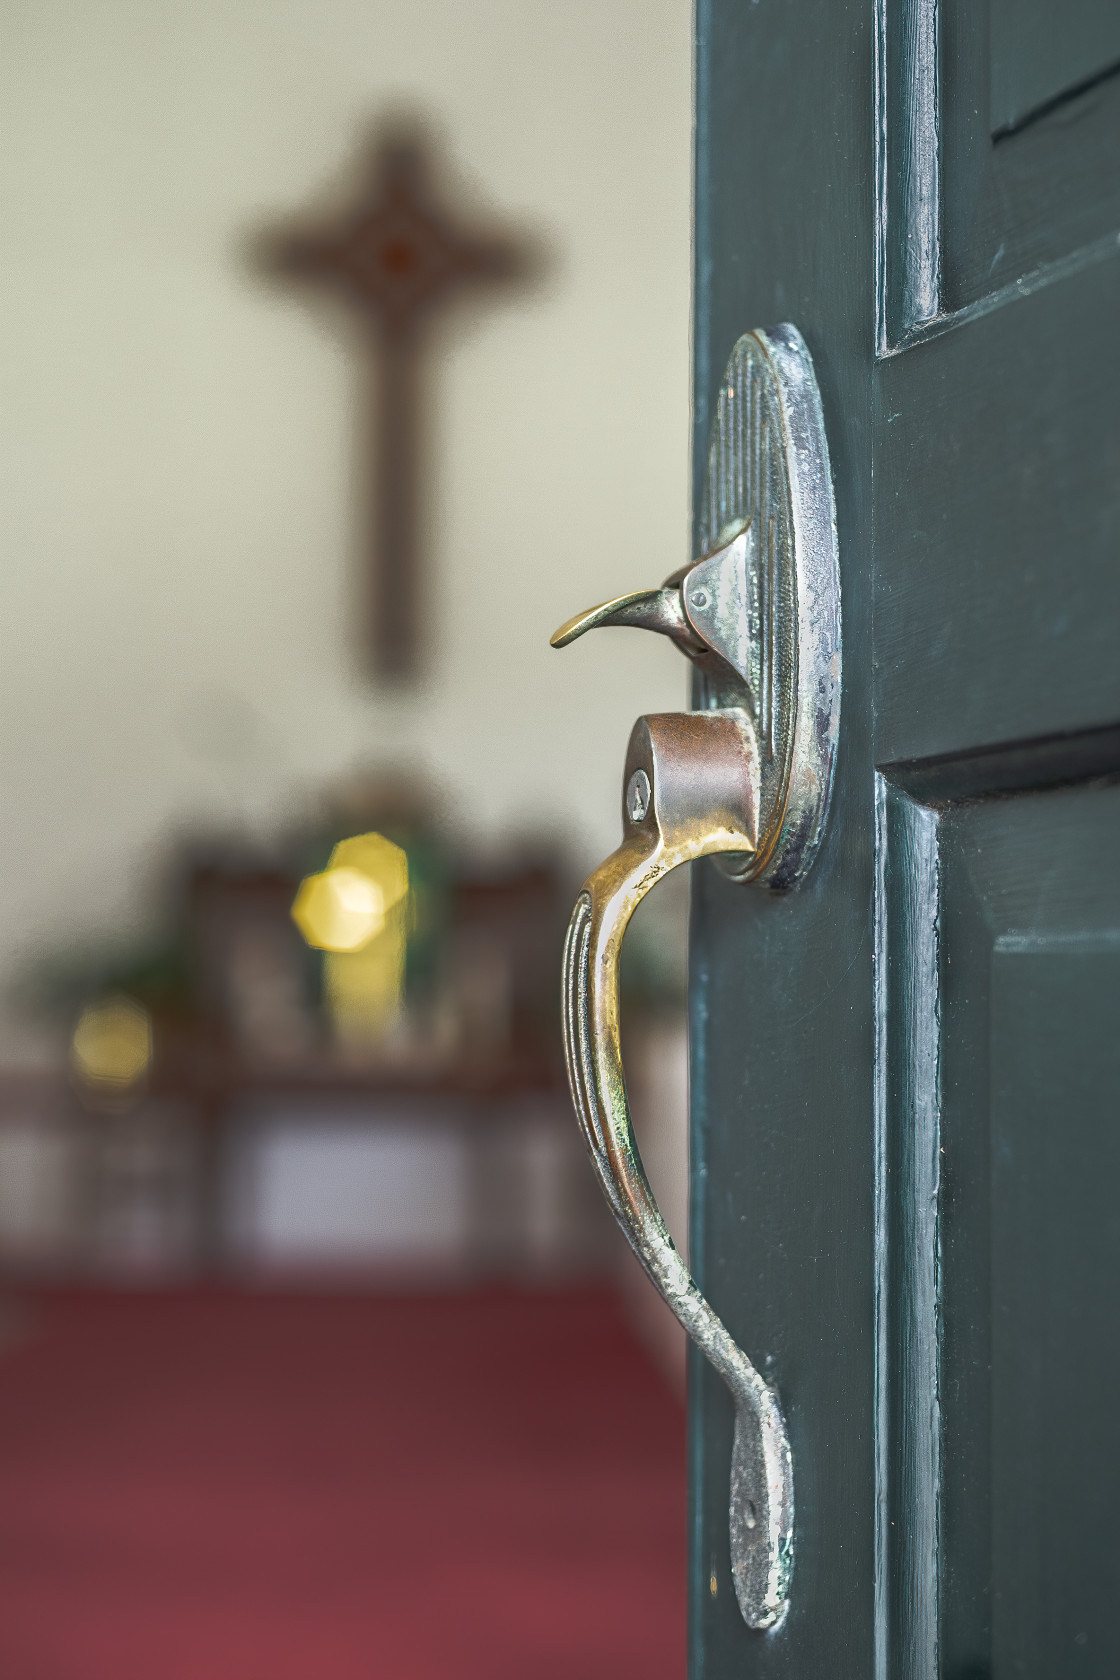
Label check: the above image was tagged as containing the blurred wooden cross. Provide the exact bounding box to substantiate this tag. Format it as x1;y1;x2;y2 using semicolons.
266;126;532;682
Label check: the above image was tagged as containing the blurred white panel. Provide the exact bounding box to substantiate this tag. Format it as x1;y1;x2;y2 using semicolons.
512;1099;612;1275
230;1108;471;1267
0;1112;75;1259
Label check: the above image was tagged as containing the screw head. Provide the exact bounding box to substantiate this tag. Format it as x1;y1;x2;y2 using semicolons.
690;589;710;610
626;768;651;823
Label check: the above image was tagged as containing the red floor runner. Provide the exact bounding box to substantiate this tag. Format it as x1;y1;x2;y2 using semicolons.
0;1288;685;1679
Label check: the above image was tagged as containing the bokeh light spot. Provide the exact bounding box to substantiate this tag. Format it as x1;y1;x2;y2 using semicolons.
71;996;153;1091
292;833;409;954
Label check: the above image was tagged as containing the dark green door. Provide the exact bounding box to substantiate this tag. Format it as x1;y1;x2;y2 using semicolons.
691;3;1120;1676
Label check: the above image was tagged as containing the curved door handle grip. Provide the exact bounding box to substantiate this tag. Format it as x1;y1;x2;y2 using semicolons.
561;709;793;1631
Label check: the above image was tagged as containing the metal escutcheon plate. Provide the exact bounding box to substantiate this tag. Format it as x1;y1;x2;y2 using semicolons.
696;324;841;889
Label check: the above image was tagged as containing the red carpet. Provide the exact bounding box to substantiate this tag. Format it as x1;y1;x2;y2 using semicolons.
0;1288;685;1679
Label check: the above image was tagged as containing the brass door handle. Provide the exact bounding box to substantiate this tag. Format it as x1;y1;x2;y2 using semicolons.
552;324;841;1632
562;708;795;1629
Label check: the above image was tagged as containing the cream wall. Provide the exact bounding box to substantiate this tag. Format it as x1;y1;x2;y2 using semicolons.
0;0;692;1055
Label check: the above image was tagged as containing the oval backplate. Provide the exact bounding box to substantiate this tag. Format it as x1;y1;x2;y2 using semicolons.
695;323;841;889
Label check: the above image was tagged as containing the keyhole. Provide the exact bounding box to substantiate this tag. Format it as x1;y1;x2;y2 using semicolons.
626;769;651;823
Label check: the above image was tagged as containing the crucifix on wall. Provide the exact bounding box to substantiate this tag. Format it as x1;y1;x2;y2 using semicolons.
264;124;536;682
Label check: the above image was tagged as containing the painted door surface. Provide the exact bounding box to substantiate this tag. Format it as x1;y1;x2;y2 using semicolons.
690;3;1120;1676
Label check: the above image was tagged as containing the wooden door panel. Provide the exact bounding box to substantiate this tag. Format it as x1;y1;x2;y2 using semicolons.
879;0;1120;349
989;0;1120;134
879;776;1120;1678
874;258;1120;766
988;944;1119;1676
942;0;1120;308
